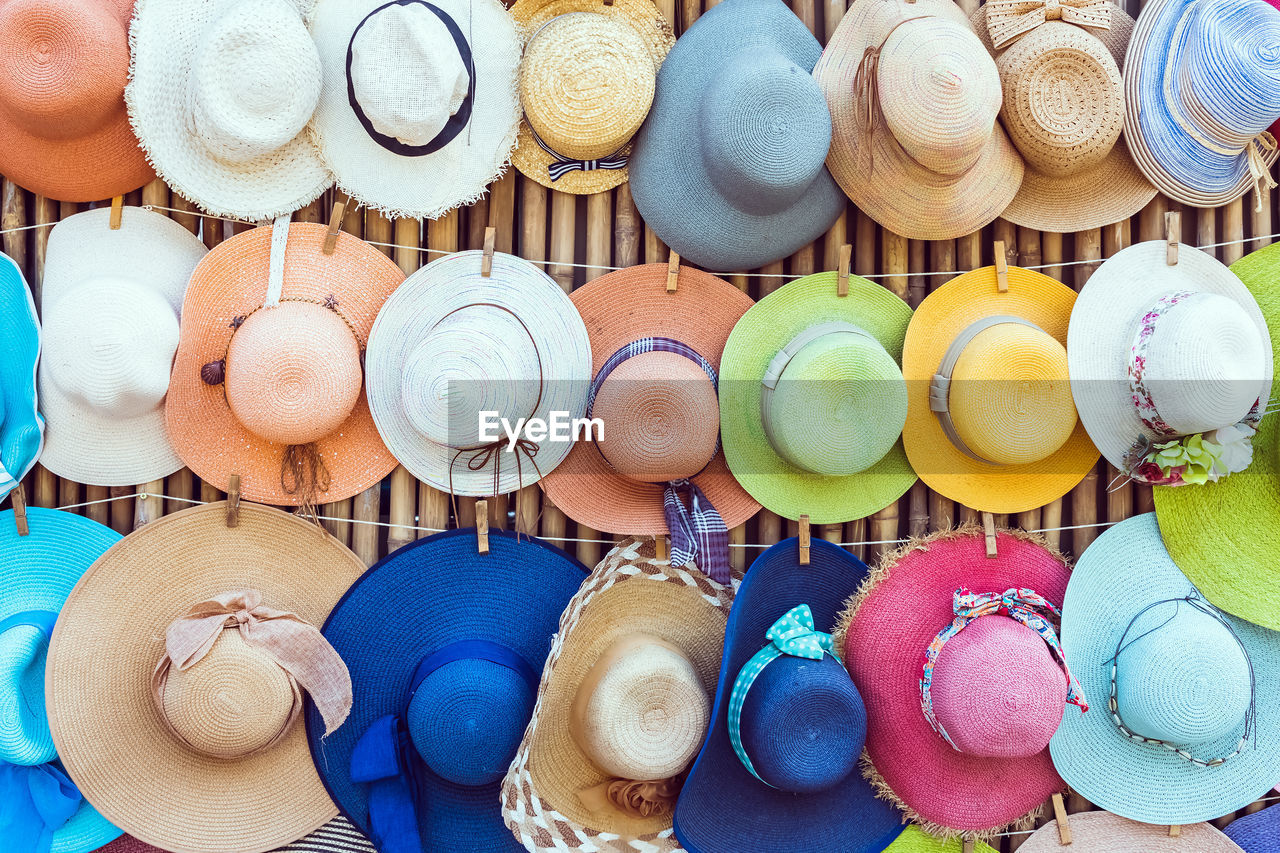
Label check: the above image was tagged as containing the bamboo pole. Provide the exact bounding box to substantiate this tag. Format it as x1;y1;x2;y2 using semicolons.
579;190;613;570
907;239;929;539
1134;197;1169;515
347;198;381;566
928;237;956;531
870;225;907;563
31;195;57;511
135;179;171;528
421;211;457;539
1069;227;1103;557
1102;218;1133;538
1038;231;1065;550
1016;226;1043;536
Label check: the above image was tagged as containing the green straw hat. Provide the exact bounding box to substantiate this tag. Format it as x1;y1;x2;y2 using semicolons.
718;271;916;524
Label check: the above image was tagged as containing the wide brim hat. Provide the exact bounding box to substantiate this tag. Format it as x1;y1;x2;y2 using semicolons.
628;0;846;272
0;508;121;853
509;0;674;195
1021;811;1246;852
308;0;521;220
46;502;367;853
1153;242;1280;630
365;250;591;497
719;270;916;524
0;0;153;201
539;263;760;536
902;265;1098;514
0;252;41;502
126;0;333;220
166;222;402;505
98;818;376;853
38;207;206;487
306;529;588;852
816;0;1023;242
1226;804;1280;852
883;827;998;853
1049;513;1280;824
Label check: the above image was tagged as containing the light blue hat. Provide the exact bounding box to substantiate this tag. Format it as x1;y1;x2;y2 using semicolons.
1050;512;1280;824
0;507;122;853
0;251;42;503
1124;0;1280;208
628;0;845;272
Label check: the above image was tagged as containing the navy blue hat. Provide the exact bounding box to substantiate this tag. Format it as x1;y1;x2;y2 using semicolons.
305;529;588;853
673;537;904;853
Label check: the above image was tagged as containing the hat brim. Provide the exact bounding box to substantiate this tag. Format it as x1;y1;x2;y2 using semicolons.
1153;242;1280;630
47;502;367;853
1049;513;1280;824
673;537;905;853
719;271;916;524
305;529;588;852
95;820;376;853
0;252;42;502
1226;803;1280;852
902;266;1098;514
166;223;401;505
1020;810;1245;852
538;264;760;535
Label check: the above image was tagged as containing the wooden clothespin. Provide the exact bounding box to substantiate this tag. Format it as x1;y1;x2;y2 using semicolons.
322;197;346;255
961;839;974;853
655;533;669;562
476;499;490;553
837;243;852;297
983;512;997;558
666;251;681;293
994;240;1009;293
225;474;241;528
1169;826;1181;838
10;483;28;537
798;514;811;564
481;226;496;277
109;196;124;230
1051;793;1072;845
1165;211;1180;265
604;0;614;6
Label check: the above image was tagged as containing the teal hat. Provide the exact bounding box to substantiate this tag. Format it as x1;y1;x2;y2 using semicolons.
0;251;42;502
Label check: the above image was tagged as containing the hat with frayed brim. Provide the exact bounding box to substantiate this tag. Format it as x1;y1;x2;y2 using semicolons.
1021;811;1245;852
0;252;41;502
719;270;916;524
1050;513;1280;825
884;827;997;853
308;0;521;220
1226;804;1280;852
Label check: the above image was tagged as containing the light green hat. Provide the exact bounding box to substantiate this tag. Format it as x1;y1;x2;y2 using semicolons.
718;270;915;524
886;827;997;853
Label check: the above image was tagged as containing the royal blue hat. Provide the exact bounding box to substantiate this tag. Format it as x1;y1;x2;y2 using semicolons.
673;537;904;853
1225;803;1280;851
0;251;42;502
305;528;588;853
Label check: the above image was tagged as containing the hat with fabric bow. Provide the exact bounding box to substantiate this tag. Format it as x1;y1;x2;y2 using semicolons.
0;251;41;504
47;502;365;853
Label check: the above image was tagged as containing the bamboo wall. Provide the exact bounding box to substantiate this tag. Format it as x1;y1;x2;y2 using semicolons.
4;0;1277;845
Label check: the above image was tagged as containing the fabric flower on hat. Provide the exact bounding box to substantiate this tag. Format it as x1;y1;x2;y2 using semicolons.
1208;423;1256;477
1147;434;1222;485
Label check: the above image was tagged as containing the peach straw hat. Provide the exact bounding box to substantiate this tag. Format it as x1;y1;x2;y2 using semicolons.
1019;811;1246;852
37;207;206;487
46;501;366;853
509;0;674;195
0;0;153;201
503;537;733;853
166;218;403;507
815;0;1023;241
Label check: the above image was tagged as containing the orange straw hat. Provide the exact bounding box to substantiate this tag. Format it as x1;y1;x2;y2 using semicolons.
166;218;403;506
0;0;153;201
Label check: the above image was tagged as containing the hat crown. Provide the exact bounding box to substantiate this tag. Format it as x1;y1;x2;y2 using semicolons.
698;51;832;215
1176;0;1280;145
350;2;469;148
0;622;55;765
188;0;322;165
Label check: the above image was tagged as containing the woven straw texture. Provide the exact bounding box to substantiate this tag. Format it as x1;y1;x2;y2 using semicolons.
887;827;998;853
1225;803;1280;852
0;250;41;502
1021;810;1245;851
99;818;375;853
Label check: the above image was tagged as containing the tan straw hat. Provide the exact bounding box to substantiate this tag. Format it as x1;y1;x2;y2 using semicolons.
166;219;403;506
510;0;674;195
815;0;1023;241
46;501;367;853
503;537;733;852
1019;810;1246;852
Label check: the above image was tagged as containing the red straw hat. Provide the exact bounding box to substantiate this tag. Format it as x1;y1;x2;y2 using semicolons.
0;0;153;201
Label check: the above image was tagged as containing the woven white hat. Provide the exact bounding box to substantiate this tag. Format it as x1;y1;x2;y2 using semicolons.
1068;240;1273;485
126;0;332;220
37;207;207;487
309;0;521;220
365;250;591;496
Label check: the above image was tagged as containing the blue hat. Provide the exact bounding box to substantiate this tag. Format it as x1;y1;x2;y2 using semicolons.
1225;803;1280;851
673;537;904;853
1124;0;1280;208
306;528;588;853
628;0;845;272
0;251;42;502
0;507;121;853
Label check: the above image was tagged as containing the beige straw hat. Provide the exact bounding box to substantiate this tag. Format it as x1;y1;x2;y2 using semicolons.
46;502;367;853
509;0;674;195
1019;810;1246;852
503;537;734;852
815;0;1023;241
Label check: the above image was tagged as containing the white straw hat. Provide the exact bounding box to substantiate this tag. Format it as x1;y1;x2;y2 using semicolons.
37;207;206;487
309;0;522;220
126;0;332;220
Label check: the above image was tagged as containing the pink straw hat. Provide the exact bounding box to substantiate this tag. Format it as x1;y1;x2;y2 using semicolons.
838;527;1076;838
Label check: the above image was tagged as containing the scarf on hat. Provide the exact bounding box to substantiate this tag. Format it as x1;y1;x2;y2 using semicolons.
0;762;83;853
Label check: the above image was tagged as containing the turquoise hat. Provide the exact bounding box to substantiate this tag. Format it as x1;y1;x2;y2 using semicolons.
0;507;122;852
0;251;42;502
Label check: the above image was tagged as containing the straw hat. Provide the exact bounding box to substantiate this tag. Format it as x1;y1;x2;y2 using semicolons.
37;207;206;487
1068;240;1272;487
46;502;364;853
0;251;41;502
815;0;1023;242
902;263;1098;514
0;507;121;853
509;0;674;195
503;537;733;852
883;827;999;853
1226;804;1280;852
308;0;521;220
305;528;588;852
126;0;332;220
628;0;846;271
98;818;376;853
719;270;916;524
1124;0;1280;210
0;0;152;201
1050;513;1280;824
365;250;591;497
1020;811;1246;852
538;264;760;581
673;537;906;853
166;219;402;506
